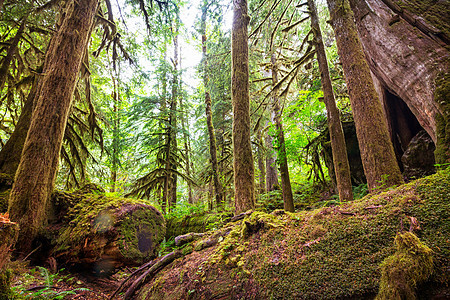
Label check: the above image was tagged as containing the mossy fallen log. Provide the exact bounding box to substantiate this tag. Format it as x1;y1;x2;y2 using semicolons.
49;185;165;274
136;169;450;299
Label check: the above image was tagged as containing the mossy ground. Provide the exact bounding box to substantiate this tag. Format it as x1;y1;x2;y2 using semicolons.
137;168;450;299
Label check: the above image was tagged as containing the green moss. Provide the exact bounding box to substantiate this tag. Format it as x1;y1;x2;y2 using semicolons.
0;269;13;300
376;232;433;300
55;187;165;264
434;72;450;165
0;190;9;213
139;170;450;299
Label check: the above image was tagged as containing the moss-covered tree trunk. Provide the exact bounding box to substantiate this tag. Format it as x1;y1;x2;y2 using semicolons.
265;123;279;192
349;0;450;165
8;0;99;254
326;0;403;192
256;128;266;194
0;215;18;300
308;0;353;201
232;0;255;214
201;1;224;208
168;29;179;212
270;54;294;212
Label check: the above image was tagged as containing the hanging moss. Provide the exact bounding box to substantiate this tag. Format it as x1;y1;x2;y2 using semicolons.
376;232;433;300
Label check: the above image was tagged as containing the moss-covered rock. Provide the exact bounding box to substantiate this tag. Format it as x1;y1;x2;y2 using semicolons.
50;186;165;273
136;169;450;299
376;232;433;300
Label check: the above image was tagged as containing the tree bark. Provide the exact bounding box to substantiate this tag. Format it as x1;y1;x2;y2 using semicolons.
265;122;279;192
201;1;224;209
256;128;266;194
270;54;294;212
308;0;353;202
8;0;99;254
326;0;404;192
232;0;255;214
349;0;450;165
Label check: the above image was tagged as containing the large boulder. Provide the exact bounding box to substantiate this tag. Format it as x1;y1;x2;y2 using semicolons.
49;185;165;274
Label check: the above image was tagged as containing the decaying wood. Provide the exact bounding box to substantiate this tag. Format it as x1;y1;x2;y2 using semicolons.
175;232;206;246
123;251;182;300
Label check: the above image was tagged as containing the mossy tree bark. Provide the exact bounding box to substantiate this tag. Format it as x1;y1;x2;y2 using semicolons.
168;27;179;212
265;122;279;192
256;128;266;194
348;0;450;165
8;0;99;254
308;0;353;201
326;0;403;191
232;0;255;214
270;54;294;212
201;1;224;208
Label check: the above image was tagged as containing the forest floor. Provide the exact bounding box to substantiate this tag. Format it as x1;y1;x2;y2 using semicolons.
10;260;128;299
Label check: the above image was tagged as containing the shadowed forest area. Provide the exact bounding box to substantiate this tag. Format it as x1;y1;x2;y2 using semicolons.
0;0;448;299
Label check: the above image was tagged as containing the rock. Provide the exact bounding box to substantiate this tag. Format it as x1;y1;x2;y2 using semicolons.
49;185;165;274
401;130;436;179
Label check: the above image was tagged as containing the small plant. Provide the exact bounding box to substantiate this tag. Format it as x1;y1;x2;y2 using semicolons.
12;266;89;300
352;183;368;199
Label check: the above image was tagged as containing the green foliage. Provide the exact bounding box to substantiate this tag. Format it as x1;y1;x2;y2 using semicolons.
11;267;89;300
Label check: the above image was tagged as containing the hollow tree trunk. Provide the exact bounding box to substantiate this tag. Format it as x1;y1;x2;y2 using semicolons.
326;0;404;191
232;0;255;214
349;0;450;164
308;0;353;202
201;1;224;208
270;54;294;212
8;0;99;254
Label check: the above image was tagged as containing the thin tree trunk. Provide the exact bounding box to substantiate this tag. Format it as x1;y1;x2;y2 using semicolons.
8;0;99;254
308;0;353;201
110;70;120;193
265;122;279;192
232;0;255;214
270;53;294;212
201;2;224;209
326;0;404;191
256;128;266;194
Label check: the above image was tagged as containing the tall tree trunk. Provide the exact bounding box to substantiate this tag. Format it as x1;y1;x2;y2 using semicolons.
110;71;120;193
326;0;404;191
179;48;193;204
8;0;99;254
168;28;179;212
308;0;353;202
232;0;255;214
201;1;224;209
265;122;279;192
270;54;294;212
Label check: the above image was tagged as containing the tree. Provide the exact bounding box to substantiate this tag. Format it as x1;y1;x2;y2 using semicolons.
270;53;294;212
307;0;353;201
326;0;403;191
8;0;99;253
201;0;224;208
232;0;255;214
